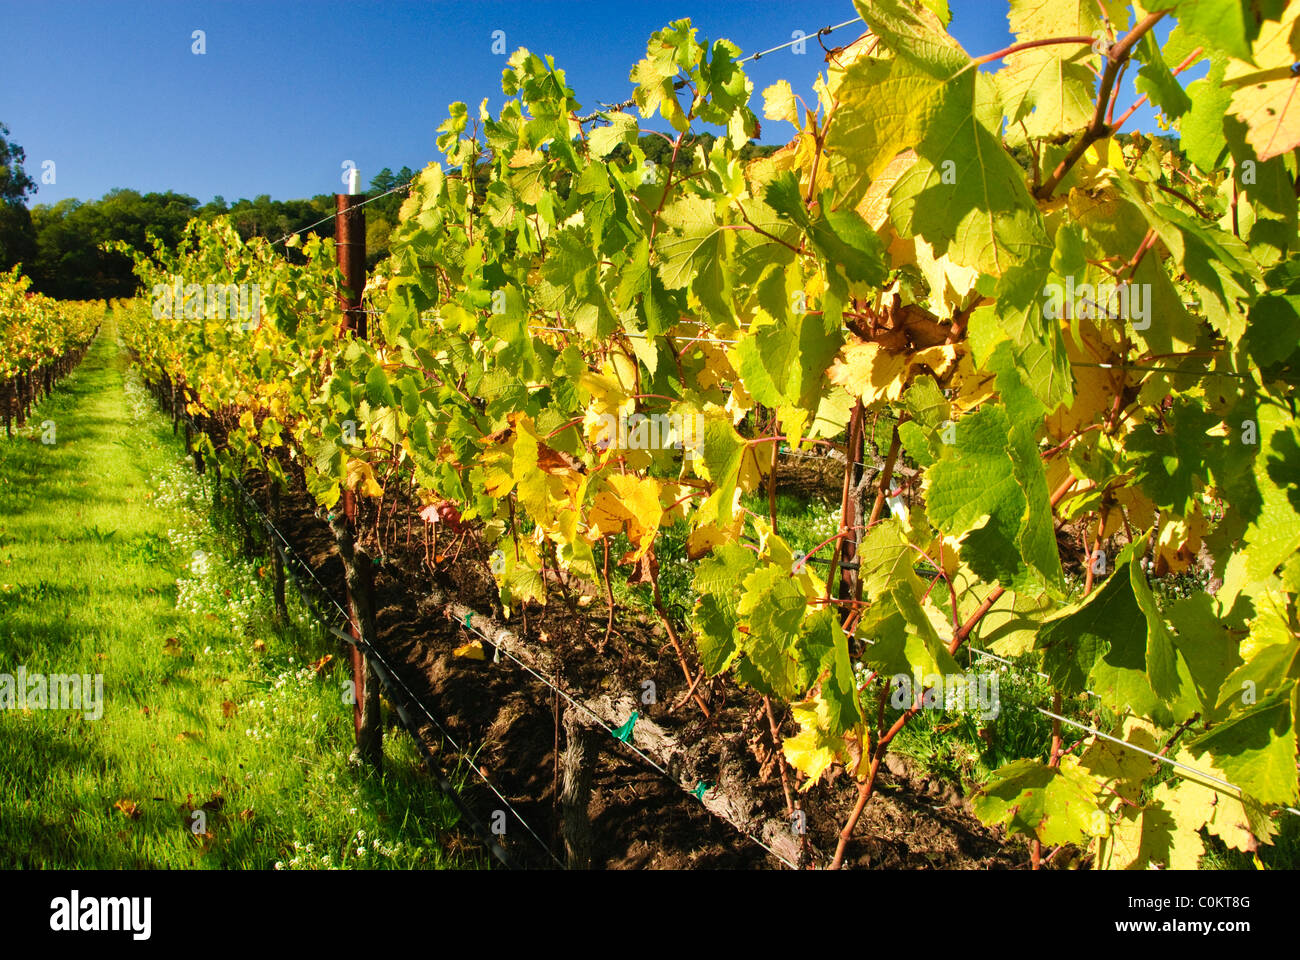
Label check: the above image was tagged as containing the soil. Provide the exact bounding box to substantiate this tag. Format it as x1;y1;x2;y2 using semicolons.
223;442;1028;871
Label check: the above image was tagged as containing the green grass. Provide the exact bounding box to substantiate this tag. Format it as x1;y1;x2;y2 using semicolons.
887;661;1060;787
0;319;482;869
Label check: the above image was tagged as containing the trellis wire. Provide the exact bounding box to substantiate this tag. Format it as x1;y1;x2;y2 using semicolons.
451;612;801;869
215;454;562;867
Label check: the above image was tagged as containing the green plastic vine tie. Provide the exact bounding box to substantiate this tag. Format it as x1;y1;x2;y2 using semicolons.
464;612;472;628
612;711;638;743
692;780;711;801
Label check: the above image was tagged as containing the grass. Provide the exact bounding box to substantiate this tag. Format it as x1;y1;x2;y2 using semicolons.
888;661;1060;787
0;319;482;869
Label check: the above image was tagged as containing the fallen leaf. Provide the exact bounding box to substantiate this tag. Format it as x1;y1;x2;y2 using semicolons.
454;640;486;660
115;799;141;820
221;700;237;718
311;654;333;675
252;640;267;653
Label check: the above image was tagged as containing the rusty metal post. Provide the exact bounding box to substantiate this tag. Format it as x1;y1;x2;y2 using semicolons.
336;192;367;338
336;188;367;741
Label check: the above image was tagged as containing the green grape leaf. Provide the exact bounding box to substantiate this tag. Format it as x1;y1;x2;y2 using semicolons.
694;592;742;675
1180;56;1232;171
1167;593;1244;718
998;0;1100;141
735;564;807;698
972;755;1103;847
825;54;943;209
926;402;1063;594
1187;683;1299;806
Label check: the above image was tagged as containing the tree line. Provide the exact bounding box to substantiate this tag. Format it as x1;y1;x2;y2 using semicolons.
0;120;779;301
0;123;416;300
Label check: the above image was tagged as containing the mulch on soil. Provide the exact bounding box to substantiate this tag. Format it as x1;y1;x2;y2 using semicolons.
236;454;1026;870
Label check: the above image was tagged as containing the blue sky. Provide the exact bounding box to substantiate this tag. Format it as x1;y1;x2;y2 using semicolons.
1;1;1166;207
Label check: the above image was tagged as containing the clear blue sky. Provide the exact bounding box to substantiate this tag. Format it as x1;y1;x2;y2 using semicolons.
1;1;1167;207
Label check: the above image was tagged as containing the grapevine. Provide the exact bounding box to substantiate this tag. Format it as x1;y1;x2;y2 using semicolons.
115;0;1300;869
1;267;103;435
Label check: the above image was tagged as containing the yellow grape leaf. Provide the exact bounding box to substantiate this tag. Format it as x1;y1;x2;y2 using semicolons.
912;234;980;317
1112;481;1156;534
344;459;383;498
762;79;798;125
783;690;866;791
587;474;663;557
947;351;998;413
604;351;638;397
686;521;736;559
1096;801;1185;871
909;344;959;380
578;370;630;417
1226;9;1300;161
1152;746;1278;857
454;640;486;660
693;337;739;393
1079;716;1160;804
480;442;516;498
829;340;909;404
830;339;960;406
856;151;920;269
1045;340;1111;439
1154;506;1208;575
515;417;583;528
724;381;754;424
857;150;918;232
791;111;826;196
659;481;697;525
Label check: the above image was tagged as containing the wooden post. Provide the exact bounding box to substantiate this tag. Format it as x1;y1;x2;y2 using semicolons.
329;510;383;770
334;177;381;769
833;400;865;618
560;707;602;869
269;484;288;625
336;190;366;338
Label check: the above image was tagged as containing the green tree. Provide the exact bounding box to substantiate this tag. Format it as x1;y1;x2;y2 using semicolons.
0;122;37;271
0;122;36;205
30;189;201;298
